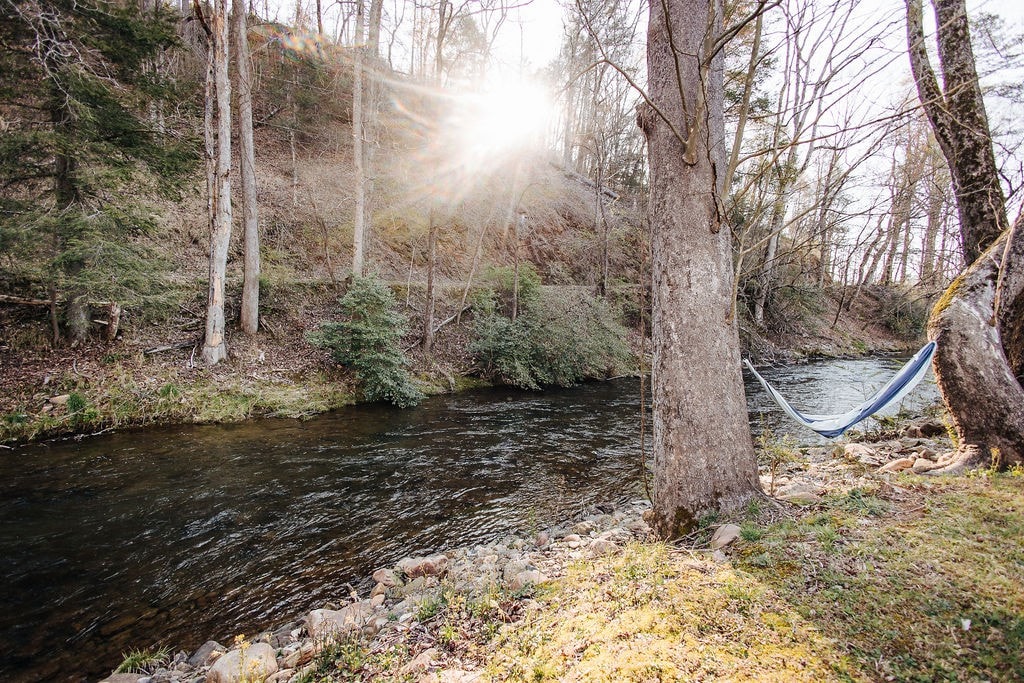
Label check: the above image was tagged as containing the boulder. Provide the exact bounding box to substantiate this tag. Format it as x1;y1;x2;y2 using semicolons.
397;555;449;579
206;642;277;683
918;420;947;437
911;457;940;474
510;570;548;591
878;456;916;473
306;602;375;638
710;524;741;549
188;640;226;668
589;538;618;556
775;481;822;504
372;568;402;587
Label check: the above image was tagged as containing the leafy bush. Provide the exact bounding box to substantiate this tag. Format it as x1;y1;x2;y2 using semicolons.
471;287;632;390
309;276;422;408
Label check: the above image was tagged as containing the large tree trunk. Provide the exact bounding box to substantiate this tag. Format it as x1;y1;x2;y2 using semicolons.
642;0;761;538
928;227;1024;470
907;0;1024;470
234;1;260;336
202;0;232;366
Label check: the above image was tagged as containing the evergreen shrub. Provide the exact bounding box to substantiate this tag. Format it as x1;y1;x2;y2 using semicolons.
309;276;422;408
471;287;632;390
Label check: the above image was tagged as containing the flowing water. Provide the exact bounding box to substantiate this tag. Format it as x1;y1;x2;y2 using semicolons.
0;355;937;682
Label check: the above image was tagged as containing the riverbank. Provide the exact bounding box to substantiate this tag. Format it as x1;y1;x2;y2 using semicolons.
0;282;923;446
95;419;1024;683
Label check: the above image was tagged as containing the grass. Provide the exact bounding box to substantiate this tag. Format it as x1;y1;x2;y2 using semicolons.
115;646;170;674
484;473;1024;682
0;365;355;444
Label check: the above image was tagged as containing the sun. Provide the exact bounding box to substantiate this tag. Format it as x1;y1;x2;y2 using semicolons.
455;82;554;163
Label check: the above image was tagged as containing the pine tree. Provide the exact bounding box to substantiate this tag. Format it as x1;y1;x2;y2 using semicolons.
0;0;194;344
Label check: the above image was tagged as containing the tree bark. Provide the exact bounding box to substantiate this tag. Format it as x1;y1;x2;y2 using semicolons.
351;0;366;277
928;228;1024;470
422;210;438;354
906;0;1024;470
905;0;1005;262
642;0;761;537
234;0;260;336
202;0;232;366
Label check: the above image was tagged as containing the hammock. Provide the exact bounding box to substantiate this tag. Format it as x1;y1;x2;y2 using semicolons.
744;341;937;438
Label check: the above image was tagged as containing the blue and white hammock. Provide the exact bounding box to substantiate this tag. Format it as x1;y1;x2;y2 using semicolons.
743;341;937;438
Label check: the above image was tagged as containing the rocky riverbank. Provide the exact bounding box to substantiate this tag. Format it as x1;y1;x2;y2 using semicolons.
95;416;965;683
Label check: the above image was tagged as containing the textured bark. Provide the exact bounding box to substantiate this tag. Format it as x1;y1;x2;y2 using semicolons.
928;229;1024;470
907;0;1024;470
919;177;943;285
202;0;232;366
421;211;438;354
643;0;761;538
905;0;1005;262
351;0;366;277
234;1;260;336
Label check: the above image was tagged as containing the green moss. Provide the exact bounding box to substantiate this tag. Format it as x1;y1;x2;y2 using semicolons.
931;273;965;322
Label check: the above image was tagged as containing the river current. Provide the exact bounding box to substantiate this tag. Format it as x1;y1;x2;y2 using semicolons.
0;355;937;681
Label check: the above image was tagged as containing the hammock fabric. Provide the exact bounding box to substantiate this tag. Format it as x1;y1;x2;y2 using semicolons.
744;341;937;438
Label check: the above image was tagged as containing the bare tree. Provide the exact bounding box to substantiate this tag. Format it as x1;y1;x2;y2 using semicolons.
352;0;367;277
201;0;233;365
234;0;260;335
641;0;761;537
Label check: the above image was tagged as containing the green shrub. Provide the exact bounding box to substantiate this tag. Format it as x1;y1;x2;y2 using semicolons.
479;263;542;317
308;276;422;408
471;288;632;390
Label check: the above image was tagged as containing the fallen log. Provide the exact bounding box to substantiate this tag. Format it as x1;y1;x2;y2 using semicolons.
144;339;201;355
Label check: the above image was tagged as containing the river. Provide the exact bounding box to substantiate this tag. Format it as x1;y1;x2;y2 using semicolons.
0;355;937;682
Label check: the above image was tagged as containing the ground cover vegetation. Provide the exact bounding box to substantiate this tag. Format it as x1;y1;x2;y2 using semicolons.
269;464;1024;682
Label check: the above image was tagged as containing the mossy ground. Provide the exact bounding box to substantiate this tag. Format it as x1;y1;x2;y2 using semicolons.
306;471;1024;682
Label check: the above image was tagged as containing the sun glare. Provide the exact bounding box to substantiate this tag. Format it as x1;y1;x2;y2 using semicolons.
456;82;553;161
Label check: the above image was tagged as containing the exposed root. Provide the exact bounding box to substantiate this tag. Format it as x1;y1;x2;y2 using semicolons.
925;445;985;475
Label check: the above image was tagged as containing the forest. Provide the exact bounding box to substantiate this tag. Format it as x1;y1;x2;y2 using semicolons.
1;0;1024;681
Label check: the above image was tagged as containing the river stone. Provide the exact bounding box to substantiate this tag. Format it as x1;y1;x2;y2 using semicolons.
534;531;550;548
844;443;882;465
372;568;403;587
590;538;618;556
188;640;226;668
878;456;916;473
572;520;596;535
710;524;741;549
510;570;548;591
307;602;374;637
282;642;314;669
398;648;437;676
206;643;277;683
397;554;449;578
776;481;822;504
503;559;531;582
